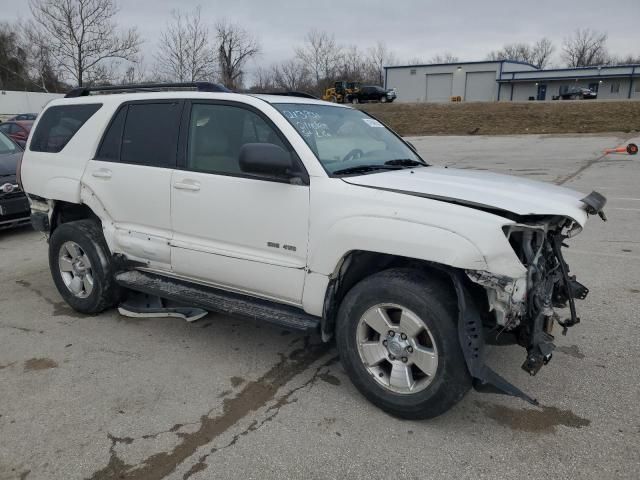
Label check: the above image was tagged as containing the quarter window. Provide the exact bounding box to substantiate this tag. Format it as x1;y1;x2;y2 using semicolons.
187;103;288;175
96;107;127;161
30;104;101;153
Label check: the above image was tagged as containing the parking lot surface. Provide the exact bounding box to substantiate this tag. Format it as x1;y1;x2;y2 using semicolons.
1;133;639;480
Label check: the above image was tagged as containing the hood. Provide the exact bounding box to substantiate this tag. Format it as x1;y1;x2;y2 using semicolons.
343;166;590;223
0;151;22;177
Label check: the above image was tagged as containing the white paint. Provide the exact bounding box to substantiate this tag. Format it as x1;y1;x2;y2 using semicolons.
21;91;595;316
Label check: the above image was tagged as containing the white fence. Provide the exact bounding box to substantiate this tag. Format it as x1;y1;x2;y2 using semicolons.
0;90;64;119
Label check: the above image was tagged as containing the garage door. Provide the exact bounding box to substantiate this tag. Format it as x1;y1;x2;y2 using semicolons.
464;71;497;101
425;73;453;102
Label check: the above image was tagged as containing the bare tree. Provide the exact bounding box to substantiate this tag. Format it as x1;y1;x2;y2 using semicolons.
216;20;260;90
339;45;368;82
530;38;554;69
274;59;310;91
28;0;140;86
249;65;276;91
562;28;608;67
155;7;214;82
431;53;459;64
609;54;640;65
406;57;427;65
119;56;147;84
295;30;342;89
487;38;554;68
367;41;397;85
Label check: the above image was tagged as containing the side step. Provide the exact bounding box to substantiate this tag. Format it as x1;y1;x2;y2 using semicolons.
114;270;321;333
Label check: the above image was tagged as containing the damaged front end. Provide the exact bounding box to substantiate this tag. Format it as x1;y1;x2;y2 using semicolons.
456;192;606;404
468;217;589;377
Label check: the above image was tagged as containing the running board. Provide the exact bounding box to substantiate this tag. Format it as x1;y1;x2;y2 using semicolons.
114;270;321;333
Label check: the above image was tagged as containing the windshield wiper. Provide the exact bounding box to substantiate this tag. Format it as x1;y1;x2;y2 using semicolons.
333;165;403;176
384;159;427;167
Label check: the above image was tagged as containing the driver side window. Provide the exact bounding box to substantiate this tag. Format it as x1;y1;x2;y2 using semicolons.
187;103;288;175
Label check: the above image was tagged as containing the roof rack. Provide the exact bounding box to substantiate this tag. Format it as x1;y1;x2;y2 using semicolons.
255;91;319;99
64;82;231;98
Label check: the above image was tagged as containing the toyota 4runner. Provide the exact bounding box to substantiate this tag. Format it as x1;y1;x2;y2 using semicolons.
20;82;606;419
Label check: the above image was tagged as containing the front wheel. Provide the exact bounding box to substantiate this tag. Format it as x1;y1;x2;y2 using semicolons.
336;268;471;419
380;96;388;103
49;219;122;314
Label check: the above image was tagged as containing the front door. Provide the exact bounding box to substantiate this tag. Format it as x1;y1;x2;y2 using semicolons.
81;101;182;269
536;84;547;101
170;101;310;305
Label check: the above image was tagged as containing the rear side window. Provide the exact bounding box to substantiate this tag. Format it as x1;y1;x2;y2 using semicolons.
30;104;101;153
96;107;127;161
120;102;182;167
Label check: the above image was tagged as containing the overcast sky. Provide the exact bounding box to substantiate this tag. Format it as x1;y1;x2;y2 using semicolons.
1;0;639;82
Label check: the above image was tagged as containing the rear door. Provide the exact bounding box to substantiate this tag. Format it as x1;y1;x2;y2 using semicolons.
81;100;183;270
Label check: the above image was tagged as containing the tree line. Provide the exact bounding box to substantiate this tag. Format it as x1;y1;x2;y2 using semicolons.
0;0;638;94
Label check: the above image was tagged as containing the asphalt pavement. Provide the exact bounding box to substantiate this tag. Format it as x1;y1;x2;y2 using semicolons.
1;133;638;480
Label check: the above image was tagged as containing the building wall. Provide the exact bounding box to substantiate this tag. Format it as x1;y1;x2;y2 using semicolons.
506;78;636;101
0;91;63;119
385;62;639;103
386;62;503;103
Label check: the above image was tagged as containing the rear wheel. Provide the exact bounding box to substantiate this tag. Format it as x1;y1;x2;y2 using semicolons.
336;268;471;419
49;219;122;314
351;97;359;104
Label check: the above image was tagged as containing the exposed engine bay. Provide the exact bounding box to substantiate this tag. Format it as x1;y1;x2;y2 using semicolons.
468;215;591;377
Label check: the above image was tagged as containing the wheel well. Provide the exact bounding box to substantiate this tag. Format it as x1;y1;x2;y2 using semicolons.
321;251;457;340
51;201;97;233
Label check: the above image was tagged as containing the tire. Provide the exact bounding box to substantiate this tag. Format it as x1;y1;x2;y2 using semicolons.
351;97;359;104
336;268;471;419
380;96;387;103
49;219;122;314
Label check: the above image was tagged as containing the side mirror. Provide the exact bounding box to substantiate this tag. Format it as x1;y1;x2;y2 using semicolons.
239;143;294;177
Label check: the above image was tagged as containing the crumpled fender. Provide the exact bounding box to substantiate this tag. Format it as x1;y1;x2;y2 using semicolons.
308;216;489;276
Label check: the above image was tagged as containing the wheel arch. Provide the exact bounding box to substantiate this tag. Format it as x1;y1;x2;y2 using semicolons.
319;250;474;341
50;200;99;234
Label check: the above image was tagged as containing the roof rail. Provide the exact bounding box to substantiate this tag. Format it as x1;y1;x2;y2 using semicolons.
64;82;231;98
254;91;319;99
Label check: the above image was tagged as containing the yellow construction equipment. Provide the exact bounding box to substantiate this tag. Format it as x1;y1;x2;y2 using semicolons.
322;81;361;103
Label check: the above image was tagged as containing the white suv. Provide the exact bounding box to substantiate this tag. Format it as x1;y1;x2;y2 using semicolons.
20;82;606;419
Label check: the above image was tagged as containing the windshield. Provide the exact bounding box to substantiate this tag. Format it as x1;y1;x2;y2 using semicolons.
273;103;425;175
0;132;19;155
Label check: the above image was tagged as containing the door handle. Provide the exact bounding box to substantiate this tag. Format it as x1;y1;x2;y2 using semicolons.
91;168;112;179
173;180;200;191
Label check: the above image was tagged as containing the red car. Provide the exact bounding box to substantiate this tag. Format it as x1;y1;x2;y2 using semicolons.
0;121;33;149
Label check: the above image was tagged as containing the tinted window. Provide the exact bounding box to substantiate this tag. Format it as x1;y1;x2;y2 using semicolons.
96;107;127;161
30;104;101;153
187;103;288;175
121;102;181;167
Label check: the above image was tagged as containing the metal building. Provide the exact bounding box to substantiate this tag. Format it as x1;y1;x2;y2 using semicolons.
384;61;640;103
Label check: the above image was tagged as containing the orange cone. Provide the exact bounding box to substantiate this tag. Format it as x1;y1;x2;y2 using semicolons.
604;143;638;155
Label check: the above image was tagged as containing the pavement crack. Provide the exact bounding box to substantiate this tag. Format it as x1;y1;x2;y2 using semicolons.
182;356;340;479
86;340;332;480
